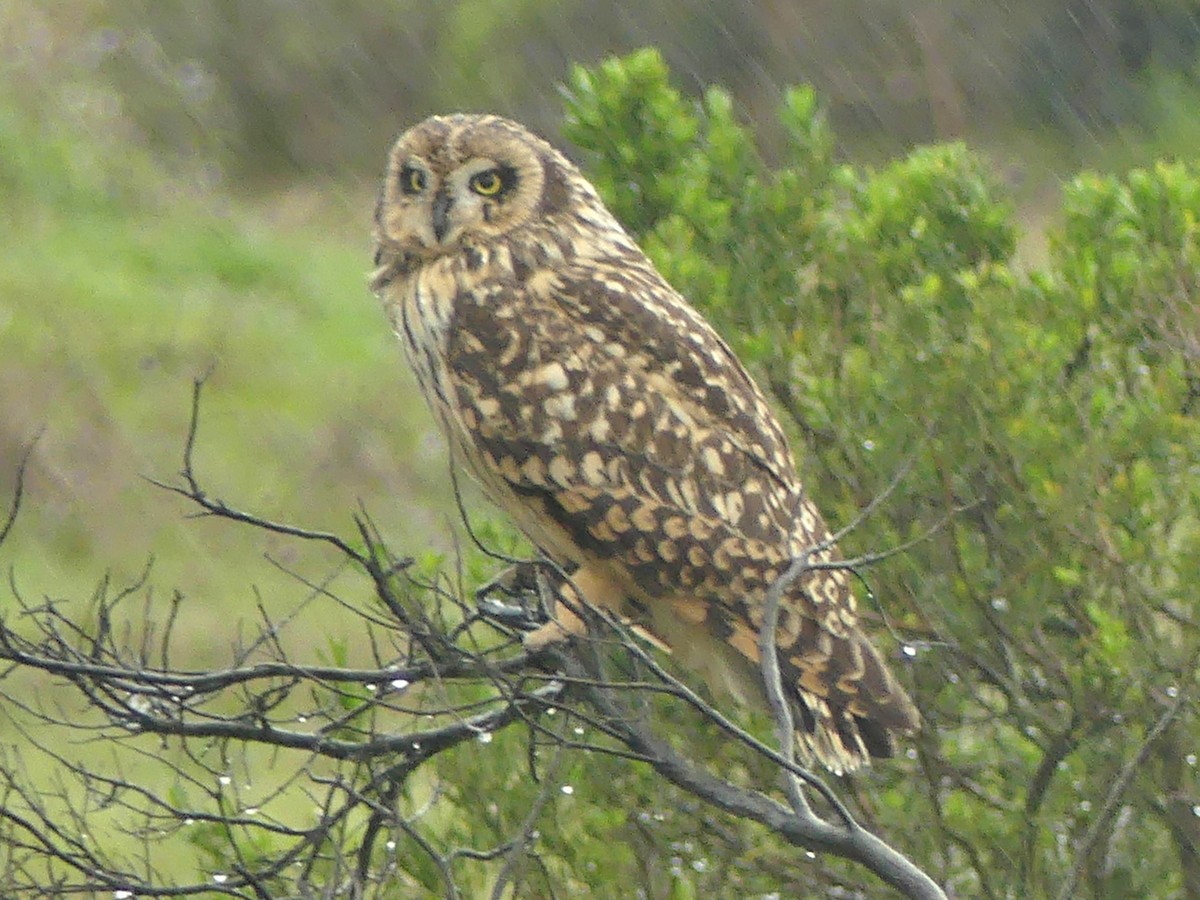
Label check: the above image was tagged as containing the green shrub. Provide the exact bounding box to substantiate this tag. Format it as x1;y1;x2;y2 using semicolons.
561;48;1199;898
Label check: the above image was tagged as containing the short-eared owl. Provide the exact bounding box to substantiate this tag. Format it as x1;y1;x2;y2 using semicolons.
371;114;919;773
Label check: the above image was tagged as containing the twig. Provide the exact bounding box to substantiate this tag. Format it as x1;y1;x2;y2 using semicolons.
758;549;817;818
143;376;368;565
0;433;38;546
489;742;565;899
564;651;947;899
1055;685;1191;900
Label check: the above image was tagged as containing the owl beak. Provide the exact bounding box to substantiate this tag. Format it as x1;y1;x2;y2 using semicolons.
431;190;453;244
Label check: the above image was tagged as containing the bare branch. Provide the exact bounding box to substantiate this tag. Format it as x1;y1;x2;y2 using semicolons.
0;381;948;898
1055;683;1193;900
143;376;371;565
759;550;818;819
561;648;947;899
0;433;37;547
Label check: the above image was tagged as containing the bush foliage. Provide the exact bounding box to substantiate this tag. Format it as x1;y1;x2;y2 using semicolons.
562;48;1199;897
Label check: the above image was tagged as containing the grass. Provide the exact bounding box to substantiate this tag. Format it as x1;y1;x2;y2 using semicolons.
0;90;457;602
0;83;476;884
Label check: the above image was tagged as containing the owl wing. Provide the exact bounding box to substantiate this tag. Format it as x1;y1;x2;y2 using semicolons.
447;257;802;584
447;257;918;769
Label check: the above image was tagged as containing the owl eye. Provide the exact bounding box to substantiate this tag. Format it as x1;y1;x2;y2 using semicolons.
469;169;505;196
399;165;426;195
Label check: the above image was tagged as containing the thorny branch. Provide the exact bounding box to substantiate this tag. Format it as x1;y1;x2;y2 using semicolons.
0;379;944;897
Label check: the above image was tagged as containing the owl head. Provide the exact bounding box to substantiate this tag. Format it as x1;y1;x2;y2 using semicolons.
374;114;589;259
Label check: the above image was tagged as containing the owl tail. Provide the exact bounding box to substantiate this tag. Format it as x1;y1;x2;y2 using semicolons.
783;628;920;775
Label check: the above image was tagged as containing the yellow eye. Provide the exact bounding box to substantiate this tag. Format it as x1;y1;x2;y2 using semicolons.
400;165;426;194
470;169;504;196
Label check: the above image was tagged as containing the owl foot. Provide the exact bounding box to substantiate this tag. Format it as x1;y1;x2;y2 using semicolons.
474;562;549;633
522;604;587;651
475;561;590;652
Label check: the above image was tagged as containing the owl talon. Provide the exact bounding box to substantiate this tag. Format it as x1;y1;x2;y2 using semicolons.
476;595;543;632
475;562;554;632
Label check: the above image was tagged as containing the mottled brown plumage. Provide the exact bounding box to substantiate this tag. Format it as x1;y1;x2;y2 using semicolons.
371;114;919;773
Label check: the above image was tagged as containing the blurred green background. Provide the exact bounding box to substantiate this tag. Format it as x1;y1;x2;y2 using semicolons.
3;0;1200;893
6;0;1200;605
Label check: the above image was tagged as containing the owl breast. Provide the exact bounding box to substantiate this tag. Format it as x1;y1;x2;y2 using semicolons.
389;259;475;466
388;253;588;563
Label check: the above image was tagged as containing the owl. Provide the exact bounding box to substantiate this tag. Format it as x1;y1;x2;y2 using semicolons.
370;114;919;773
